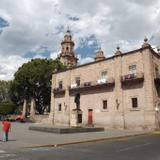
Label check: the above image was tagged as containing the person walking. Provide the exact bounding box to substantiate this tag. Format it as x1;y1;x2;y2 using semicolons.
2;118;11;142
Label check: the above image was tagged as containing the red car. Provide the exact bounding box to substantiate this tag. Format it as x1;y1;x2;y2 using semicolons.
15;115;25;122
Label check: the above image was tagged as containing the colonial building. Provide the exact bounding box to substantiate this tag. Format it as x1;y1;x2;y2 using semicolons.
49;31;160;130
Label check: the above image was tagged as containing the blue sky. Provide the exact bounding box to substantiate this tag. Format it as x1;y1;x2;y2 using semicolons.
75;35;99;58
24;47;52;59
24;34;99;59
0;17;9;28
0;0;160;80
0;17;9;35
19;19;99;60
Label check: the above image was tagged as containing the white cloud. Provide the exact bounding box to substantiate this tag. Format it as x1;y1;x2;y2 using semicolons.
50;51;60;60
0;0;160;80
0;55;30;80
32;54;46;59
77;54;94;65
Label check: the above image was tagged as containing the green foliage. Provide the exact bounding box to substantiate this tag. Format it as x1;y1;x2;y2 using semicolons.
0;101;17;115
10;58;66;114
0;81;11;102
14;106;22;115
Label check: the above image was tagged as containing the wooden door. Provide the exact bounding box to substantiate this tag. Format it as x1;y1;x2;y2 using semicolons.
88;109;93;124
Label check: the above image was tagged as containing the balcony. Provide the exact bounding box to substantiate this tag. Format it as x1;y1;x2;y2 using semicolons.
53;87;65;96
69;78;115;94
121;72;144;85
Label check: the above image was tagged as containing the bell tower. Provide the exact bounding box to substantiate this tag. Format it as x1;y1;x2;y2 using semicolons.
59;28;78;67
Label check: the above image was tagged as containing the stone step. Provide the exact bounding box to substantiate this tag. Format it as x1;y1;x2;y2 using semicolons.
29;126;104;134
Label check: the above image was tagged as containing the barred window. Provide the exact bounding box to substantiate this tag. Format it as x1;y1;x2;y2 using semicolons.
132;98;138;108
101;71;107;79
75;77;80;87
58;103;62;111
129;65;136;74
103;100;107;109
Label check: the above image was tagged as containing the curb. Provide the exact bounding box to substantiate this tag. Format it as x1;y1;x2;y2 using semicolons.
26;132;152;148
152;131;160;134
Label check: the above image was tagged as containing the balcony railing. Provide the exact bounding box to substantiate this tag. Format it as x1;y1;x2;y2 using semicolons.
121;72;144;85
53;87;65;96
69;78;115;93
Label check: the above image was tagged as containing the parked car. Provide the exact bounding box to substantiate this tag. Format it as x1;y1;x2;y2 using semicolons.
15;114;25;122
8;115;16;121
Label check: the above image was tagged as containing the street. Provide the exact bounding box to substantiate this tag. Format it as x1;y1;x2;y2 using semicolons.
0;134;160;160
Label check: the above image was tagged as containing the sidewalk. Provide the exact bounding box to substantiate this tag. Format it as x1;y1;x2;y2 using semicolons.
0;122;151;151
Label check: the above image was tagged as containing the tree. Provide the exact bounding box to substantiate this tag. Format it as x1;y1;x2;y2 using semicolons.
0;81;11;102
0;81;17;115
10;58;65;114
0;101;16;115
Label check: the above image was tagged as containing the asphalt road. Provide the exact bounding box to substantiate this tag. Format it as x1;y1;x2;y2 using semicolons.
1;134;160;160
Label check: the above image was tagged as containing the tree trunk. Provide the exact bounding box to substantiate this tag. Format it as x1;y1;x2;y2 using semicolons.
30;97;36;120
22;99;27;118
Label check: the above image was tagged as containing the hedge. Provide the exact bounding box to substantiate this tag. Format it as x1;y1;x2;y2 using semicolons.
0;102;17;115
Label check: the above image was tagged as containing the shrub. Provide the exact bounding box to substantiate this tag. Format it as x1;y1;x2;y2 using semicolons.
14;106;22;115
0;102;17;115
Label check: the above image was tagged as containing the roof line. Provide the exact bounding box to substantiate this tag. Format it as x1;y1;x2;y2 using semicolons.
53;46;160;75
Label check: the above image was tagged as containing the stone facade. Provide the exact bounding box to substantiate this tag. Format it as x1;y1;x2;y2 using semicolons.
49;34;160;130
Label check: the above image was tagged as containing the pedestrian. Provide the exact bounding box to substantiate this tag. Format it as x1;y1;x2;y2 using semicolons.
2;118;11;142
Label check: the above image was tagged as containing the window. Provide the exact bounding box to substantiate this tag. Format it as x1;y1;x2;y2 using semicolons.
75;77;80;87
101;71;107;79
66;46;69;51
58;103;62;111
103;100;107;109
58;81;63;89
129;65;136;74
132;98;138;108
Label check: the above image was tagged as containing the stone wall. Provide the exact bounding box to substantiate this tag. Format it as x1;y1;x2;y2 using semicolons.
50;47;160;130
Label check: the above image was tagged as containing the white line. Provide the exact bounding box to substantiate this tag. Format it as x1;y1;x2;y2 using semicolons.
0;154;16;158
0;150;5;153
116;142;152;152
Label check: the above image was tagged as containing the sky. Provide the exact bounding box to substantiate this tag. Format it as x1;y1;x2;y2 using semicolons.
0;0;160;80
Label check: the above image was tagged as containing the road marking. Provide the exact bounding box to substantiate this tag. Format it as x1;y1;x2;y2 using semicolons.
116;142;152;152
0;150;5;153
32;147;50;151
9;158;29;160
0;153;16;158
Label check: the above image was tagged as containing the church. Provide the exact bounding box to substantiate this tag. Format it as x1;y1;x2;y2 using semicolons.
49;29;160;130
